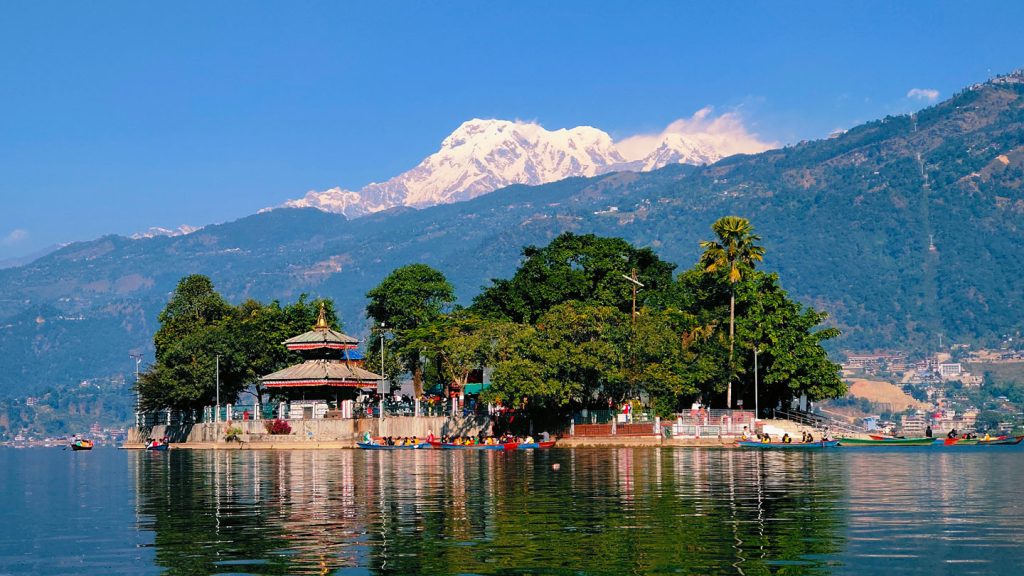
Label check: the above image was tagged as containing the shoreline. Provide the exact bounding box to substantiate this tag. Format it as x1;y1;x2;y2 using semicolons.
123;436;740;450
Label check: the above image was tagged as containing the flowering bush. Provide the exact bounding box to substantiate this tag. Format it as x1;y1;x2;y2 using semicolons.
224;426;243;442
264;419;292;435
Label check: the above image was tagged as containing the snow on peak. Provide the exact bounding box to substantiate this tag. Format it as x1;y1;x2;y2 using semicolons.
277;111;775;217
130;224;201;240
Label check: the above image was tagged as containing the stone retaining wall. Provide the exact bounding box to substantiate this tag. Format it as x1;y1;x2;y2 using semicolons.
127;415;491;448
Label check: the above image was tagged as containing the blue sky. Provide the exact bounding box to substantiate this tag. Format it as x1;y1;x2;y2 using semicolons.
2;1;1023;260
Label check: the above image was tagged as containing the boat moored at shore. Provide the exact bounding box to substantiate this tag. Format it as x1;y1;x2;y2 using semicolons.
737;440;839;449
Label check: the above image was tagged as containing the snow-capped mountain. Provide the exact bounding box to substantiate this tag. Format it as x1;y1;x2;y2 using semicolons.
130;224;201;240
280;115;774;217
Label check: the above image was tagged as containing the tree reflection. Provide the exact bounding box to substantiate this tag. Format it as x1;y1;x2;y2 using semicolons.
134;449;847;575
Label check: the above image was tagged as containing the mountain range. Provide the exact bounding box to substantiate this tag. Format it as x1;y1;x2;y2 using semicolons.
2;72;1023;430
278;113;773;217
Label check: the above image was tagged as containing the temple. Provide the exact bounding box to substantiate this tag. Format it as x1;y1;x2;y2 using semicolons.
260;305;381;419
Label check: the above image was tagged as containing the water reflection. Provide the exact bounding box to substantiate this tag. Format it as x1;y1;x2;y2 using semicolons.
134;448;856;575
133;448;1024;575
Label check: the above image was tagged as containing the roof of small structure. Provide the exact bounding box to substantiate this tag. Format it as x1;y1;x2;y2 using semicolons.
261;359;382;388
283;304;359;350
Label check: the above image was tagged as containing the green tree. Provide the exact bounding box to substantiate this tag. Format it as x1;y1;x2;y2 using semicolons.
227;296;340;403
153;274;233;359
141;275;237;410
733;271;845;411
698;216;765;408
366;264;455;396
472;232;676;323
407;312;487;394
484;302;628;412
632;309;702;416
139;275;344;411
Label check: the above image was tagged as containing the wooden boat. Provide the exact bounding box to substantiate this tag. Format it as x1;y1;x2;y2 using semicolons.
977;435;1024;446
517;441;557;450
145;441;169;451
942;437;977;446
429;441;520;451
70;439;93;451
869;434;907;440
838;437;934;446
356;441;432;450
737;440;839;449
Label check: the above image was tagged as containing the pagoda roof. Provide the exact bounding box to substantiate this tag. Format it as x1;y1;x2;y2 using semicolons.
283;329;359;350
261;359;382;388
283;304;360;350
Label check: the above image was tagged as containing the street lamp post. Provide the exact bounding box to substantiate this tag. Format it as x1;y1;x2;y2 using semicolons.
754;347;760;421
130;353;142;427
215;354;220;423
380;322;386;392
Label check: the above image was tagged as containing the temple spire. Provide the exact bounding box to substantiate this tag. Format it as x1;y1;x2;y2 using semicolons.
314;303;330;331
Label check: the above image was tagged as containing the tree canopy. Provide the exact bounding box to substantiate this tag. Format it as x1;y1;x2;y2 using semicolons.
142;220;845;419
366;264;455;396
472;232;677;323
138;276;340;411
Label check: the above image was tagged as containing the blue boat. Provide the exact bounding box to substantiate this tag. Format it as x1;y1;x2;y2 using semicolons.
737;440;839;449
357;442;432;450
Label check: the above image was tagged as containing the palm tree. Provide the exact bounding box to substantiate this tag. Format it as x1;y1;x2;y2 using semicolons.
699;216;765;408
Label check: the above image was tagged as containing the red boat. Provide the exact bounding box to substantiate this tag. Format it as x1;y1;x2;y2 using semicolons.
517;441;556;450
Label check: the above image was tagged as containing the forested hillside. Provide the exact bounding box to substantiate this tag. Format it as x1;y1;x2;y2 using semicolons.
1;73;1022;423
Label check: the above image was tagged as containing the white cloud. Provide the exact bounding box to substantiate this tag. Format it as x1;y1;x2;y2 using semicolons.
907;88;940;102
616;107;776;161
1;228;28;246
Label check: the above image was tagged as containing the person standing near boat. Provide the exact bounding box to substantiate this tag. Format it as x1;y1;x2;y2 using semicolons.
926;425;933;438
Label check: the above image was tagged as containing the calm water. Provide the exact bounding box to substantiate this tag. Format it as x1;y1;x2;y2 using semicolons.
1;446;1023;575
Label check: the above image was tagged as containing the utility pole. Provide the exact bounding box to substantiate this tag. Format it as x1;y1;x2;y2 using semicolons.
622;269;644;326
622;269;645;400
216;354;220;422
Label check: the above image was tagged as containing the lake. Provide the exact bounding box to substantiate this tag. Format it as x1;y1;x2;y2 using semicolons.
1;446;1022;575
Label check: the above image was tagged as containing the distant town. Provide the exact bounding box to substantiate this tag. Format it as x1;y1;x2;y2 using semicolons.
834;338;1024;436
1;421;127;448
